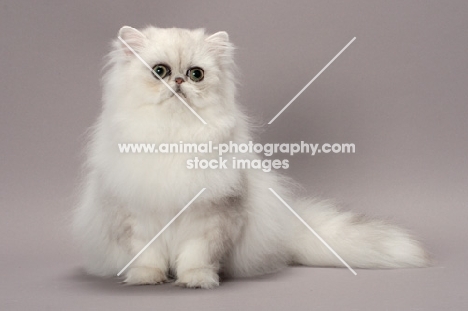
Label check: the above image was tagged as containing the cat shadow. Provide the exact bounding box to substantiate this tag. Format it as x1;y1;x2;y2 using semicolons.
67;266;292;294
221;268;291;284
68;267;182;295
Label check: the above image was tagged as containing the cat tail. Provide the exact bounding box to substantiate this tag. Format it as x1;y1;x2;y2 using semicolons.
287;198;432;269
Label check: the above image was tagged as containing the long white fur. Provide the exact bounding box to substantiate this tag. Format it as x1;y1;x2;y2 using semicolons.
73;26;430;289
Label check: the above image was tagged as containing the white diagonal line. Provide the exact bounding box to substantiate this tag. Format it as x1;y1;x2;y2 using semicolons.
268;37;356;124
268;188;357;275
117;188;206;276
118;36;207;125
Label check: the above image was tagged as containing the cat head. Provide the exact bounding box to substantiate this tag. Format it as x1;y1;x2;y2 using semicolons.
103;26;237;124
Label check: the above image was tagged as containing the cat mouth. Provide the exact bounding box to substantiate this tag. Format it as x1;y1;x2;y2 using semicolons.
171;88;186;98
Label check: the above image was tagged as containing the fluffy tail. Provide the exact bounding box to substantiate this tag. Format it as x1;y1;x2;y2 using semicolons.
288;199;431;269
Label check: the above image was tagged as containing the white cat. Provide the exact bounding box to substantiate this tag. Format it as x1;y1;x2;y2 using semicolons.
73;26;430;289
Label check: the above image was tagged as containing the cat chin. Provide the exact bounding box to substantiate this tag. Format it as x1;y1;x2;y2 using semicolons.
161;94;211;111
160;96;195;110
170;91;187;99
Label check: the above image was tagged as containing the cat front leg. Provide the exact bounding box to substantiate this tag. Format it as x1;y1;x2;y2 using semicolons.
124;252;169;285
174;238;221;289
123;220;170;285
174;201;243;289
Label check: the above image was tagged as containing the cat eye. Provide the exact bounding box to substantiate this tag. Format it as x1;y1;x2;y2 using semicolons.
186;67;204;82
152;64;171;79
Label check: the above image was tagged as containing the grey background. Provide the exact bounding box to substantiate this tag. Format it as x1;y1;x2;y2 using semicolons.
1;0;467;310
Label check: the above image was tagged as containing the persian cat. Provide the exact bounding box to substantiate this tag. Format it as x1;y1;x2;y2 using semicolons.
73;26;430;288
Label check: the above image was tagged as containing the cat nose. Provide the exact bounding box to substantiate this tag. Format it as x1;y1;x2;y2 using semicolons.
175;77;185;85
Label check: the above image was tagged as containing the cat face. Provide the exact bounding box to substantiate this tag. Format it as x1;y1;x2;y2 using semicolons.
112;26;235;112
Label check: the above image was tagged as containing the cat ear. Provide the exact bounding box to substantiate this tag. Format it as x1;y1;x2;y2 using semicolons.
205;31;233;61
118;26;148;55
206;31;229;44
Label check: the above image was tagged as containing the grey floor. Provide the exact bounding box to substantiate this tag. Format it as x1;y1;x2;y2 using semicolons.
2;180;466;310
2;1;468;310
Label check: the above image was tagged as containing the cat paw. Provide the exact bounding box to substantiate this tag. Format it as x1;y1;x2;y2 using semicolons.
124;266;168;285
175;268;219;289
